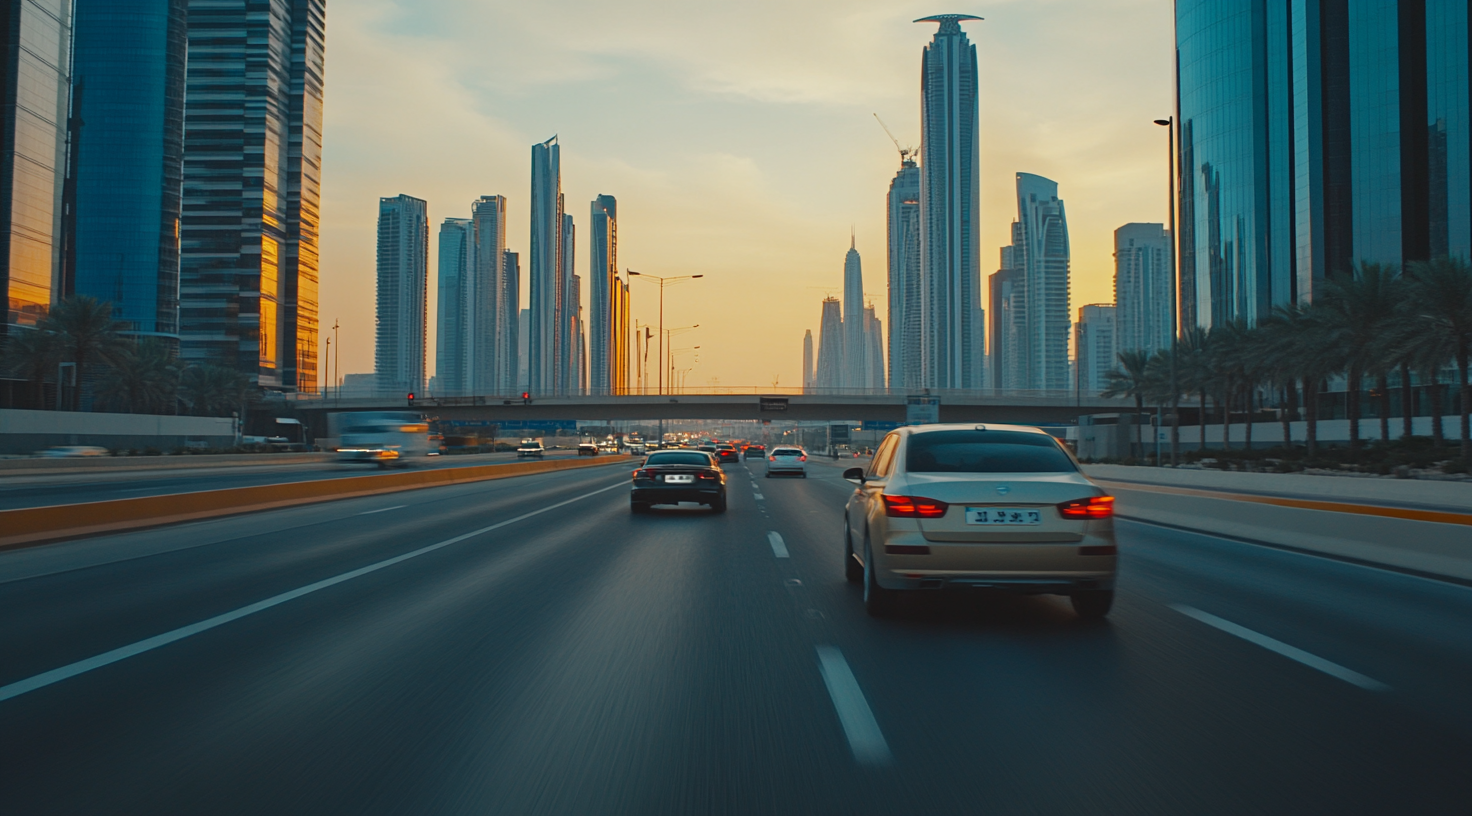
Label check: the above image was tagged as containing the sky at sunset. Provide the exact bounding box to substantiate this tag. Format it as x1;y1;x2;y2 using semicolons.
318;0;1173;391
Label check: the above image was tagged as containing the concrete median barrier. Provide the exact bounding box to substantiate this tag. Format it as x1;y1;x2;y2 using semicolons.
1097;479;1472;583
0;455;633;550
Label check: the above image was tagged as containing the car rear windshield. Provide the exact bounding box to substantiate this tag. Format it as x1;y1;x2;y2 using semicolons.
645;452;712;466
771;448;803;457
904;430;1076;473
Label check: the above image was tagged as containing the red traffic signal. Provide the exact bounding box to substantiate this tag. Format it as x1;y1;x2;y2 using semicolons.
521;392;531;404
407;392;416;405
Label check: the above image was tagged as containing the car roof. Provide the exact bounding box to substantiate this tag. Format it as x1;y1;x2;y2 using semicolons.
896;423;1055;437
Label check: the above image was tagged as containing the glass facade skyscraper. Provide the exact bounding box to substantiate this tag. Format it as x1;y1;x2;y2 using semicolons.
528;136;561;395
885;158;921;391
0;0;71;338
1014;173;1071;391
375;194;427;398
179;0;326;392
916;14;983;389
1177;0;1472;327
588;194;616;395
69;0;186;343
435;217;471;395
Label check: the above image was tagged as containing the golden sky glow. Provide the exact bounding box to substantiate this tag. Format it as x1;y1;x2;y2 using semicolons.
318;0;1172;390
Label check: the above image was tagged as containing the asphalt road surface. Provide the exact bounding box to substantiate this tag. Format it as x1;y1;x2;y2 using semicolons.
1;458;1468;814
0;449;582;511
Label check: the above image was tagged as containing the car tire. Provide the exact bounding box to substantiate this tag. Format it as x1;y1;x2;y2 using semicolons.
711;493;727;513
631;501;649;514
862;538;897;617
800;472;807;479
844;523;862;584
1070;590;1114;620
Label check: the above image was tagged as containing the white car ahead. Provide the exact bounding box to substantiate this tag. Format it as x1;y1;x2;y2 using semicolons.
842;423;1117;619
765;447;807;478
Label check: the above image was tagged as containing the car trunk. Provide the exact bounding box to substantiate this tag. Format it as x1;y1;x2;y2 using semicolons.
904;472;1103;543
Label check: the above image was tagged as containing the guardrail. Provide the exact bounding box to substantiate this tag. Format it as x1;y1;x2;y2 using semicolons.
0;455;632;550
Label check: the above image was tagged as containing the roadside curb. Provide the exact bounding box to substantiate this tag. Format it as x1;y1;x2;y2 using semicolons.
0;455;632;551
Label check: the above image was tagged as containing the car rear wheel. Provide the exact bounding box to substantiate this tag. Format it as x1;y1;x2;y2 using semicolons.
1070;589;1114;620
711;493;727;513
844;523;862;583
630;501;649;514
862;539;896;617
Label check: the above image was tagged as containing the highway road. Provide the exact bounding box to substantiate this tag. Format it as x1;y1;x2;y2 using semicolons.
1;458;1469;814
0;449;583;511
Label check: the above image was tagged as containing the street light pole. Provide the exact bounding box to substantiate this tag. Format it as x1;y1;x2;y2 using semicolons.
1154;117;1179;467
627;271;703;396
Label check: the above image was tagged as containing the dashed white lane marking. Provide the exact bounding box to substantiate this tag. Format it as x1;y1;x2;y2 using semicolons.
0;481;628;704
357;504;407;515
1172;604;1391;692
816;645;892;766
753;492;765;501
767;531;789;558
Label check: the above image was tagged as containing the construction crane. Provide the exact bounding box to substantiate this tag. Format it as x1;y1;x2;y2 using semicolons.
873;113;917;166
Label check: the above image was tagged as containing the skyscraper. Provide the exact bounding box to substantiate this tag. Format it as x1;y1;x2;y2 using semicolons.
610;273;630;394
375;195;428;397
1015;173;1072;391
886;156;922;391
1175;1;1471;326
435;217;472;394
802;329;815;393
815;297;844;391
1113;223;1172;356
469;195;506;393
990;224;1025;391
589;194;617;394
179;0;326;392
528;136;561;395
917;13;983;389
842;235;865;389
864;304;885;389
560;210;577;394
1075;304;1116;397
0;0;72;338
500;249;519;392
69;0;187;345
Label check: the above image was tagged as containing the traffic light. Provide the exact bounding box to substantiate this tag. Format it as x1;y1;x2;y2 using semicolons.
407;392;415;406
522;391;531;405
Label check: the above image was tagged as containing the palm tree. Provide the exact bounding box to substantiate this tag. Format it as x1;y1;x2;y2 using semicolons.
40;295;126;411
180;364;256;418
1176;327;1213;453
1144;347;1182;464
1257;302;1338;458
96;339;181;414
1405;256;1472;460
0;325;60;409
1316;262;1401;449
1102;349;1153;460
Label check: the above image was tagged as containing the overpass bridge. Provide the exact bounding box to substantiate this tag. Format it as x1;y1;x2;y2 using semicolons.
264;391;1135;438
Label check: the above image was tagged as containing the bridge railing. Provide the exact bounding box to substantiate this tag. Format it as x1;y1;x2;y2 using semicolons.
266;387;1134;405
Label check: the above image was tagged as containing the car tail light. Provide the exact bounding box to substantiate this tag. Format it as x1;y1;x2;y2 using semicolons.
770;455;777;461
799;455;807;461
632;469;654;480
882;495;949;518
1058;495;1114;519
697;471;718;480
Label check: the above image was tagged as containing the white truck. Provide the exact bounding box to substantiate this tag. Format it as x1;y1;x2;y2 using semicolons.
331;412;430;468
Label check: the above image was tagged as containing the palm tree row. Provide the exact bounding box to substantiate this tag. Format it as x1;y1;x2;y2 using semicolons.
1102;255;1472;463
1;295;256;417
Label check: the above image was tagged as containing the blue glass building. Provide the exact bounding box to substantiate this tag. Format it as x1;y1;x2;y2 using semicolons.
1176;0;1471;328
0;0;72;338
69;0;186;343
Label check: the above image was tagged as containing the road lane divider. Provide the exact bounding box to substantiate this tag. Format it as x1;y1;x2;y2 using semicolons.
0;456;633;550
1099;480;1472;526
767;531;789;558
0;481;627;704
816;645;891;766
1172;604;1390;692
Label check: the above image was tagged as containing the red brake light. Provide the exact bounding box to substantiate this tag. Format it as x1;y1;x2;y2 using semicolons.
697;471;718;480
769;455;776;461
633;469;654;480
1058;495;1114;519
799;455;807;461
882;495;948;518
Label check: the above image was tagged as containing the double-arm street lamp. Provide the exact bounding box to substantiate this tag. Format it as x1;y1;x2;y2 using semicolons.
627;271;703;396
1154;116;1179;466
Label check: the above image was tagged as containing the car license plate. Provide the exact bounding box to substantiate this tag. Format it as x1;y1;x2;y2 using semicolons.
664;474;694;484
965;507;1042;526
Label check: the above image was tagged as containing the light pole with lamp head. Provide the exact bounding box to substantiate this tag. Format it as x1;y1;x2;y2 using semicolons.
1154;116;1179;466
626;271;703;395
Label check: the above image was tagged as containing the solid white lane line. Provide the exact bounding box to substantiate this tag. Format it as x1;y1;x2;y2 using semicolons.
816;645;891;765
0;481;628;704
767;531;789;558
1171;604;1390;692
356;504;407;515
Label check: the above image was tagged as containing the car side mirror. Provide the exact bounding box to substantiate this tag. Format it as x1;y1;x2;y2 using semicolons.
842;467;866;484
